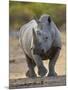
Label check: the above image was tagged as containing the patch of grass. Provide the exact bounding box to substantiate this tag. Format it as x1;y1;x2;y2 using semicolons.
9;1;66;31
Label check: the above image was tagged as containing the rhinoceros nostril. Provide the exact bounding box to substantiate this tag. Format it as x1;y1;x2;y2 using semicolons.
41;49;44;53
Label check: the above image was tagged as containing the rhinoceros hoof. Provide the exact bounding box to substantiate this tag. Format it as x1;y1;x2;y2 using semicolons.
38;66;47;77
26;70;37;78
48;72;57;77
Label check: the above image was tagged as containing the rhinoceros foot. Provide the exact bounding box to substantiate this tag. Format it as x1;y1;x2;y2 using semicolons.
48;72;57;77
26;70;37;78
38;66;47;77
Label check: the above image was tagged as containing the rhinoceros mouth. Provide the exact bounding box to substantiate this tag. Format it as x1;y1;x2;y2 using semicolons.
33;48;45;56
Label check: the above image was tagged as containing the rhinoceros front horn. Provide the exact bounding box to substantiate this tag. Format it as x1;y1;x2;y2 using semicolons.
32;28;38;45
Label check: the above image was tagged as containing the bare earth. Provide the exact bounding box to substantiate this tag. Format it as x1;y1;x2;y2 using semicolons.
9;31;66;88
9;31;66;79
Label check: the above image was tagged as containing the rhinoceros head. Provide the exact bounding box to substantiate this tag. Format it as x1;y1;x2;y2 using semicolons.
32;15;53;55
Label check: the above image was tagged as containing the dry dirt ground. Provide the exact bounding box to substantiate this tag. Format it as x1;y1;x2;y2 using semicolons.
9;31;66;79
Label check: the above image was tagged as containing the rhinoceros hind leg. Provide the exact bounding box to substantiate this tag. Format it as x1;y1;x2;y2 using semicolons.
25;54;37;78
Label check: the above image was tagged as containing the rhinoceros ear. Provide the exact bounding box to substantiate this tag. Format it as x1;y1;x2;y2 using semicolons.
48;16;51;24
32;28;38;45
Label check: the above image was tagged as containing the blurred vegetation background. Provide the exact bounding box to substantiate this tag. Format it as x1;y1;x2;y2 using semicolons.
9;1;66;31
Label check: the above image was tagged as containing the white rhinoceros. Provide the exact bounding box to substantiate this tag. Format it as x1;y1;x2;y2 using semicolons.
19;14;61;77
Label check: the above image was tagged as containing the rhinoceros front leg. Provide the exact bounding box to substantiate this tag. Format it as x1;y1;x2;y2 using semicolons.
48;48;61;76
31;52;47;77
25;54;36;78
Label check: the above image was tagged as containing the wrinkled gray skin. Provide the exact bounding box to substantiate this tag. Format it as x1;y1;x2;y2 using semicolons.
19;14;61;77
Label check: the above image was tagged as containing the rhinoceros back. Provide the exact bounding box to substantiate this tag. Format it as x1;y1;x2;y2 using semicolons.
19;20;37;58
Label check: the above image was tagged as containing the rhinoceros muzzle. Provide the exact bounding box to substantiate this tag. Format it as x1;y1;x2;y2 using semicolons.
33;47;45;56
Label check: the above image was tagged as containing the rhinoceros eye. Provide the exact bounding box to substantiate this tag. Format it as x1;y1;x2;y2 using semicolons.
44;36;48;41
46;36;48;39
37;31;41;36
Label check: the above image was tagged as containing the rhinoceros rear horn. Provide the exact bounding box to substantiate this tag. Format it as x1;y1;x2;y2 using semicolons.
32;28;38;45
48;16;51;24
